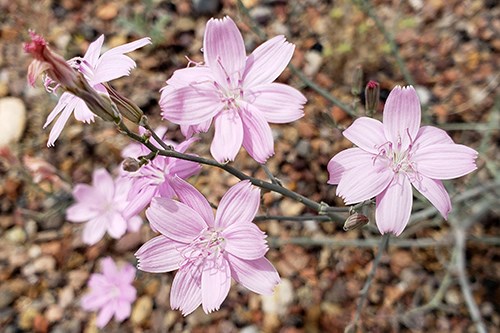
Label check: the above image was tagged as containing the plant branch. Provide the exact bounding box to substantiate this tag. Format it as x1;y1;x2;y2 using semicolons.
116;119;345;222
346;233;390;332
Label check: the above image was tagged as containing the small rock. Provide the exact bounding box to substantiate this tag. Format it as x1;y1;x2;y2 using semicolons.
33;256;56;274
250;6;273;25
33;313;49;333
18;307;39;330
0;289;15;309
0;97;26;147
192;0;219;14
96;3;118;20
58;286;74;308
303;50;323;77
131;296;153;325
5;226;26;244
261;278;293;316
415;85;432;106
67;270;89;290
45;304;63;323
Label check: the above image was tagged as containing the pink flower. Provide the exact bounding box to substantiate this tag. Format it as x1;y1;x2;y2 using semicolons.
327;86;478;236
120;126;201;218
135;178;280;315
43;35;151;146
66;168;142;245
81;257;136;328
160;16;306;163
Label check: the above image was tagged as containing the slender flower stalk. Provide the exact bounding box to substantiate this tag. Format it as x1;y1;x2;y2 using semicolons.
160;16;306;163
328;86;478;235
135;177;280;315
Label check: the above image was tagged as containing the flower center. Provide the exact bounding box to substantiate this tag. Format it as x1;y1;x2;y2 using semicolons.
374;131;417;175
180;228;226;268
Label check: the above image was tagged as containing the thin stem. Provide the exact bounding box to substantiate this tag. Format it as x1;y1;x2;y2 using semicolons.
236;0;356;118
454;228;487;333
141;119;173;151
348;234;390;331
255;215;335;222
261;164;283;186
353;0;414;87
117;119;345;222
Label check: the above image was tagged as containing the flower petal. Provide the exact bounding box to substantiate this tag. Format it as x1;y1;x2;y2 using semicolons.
223;223;267;260
106;211;127;239
165;66;214;87
100;257;118;279
215;180;260;229
96;303;115;328
210;110;243;163
375;174;413;236
227;254;280;295
343;117;387;154
114;300;132;322
46;99;76;147
146;197;207;243
243;35;295;87
43;92;74;128
92;168;115;202
170;264;202;316
66;203;99;223
203;17;246;89
135;235;184;273
413;144;478;180
160;83;223;125
171;176;214;227
411;175;451;219
83;35;104;66
383;86;421;151
169;159;202;180
327;148;374;185
72;98;95;123
201;257;231;313
413;125;453;149
82;216;108;245
336;161;394;205
240;101;274;163
123;185;157;218
245;83;305;123
92;37;151;83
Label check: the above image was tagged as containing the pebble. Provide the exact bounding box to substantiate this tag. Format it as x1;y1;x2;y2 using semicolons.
45;304;63;323
18;307;39;330
67;270;89;290
250;6;273;25
261;278;293;316
33;256;57;274
0;97;26;147
58;286;75;308
5;226;26;244
131;296;153;325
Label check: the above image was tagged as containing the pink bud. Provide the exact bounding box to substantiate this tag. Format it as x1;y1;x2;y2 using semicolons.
365;80;380;115
343;213;369;231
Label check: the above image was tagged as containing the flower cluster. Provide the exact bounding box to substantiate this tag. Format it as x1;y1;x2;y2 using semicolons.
26;13;480;327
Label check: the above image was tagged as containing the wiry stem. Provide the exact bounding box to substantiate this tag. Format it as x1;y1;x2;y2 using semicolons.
346;233;390;332
116;119;345;222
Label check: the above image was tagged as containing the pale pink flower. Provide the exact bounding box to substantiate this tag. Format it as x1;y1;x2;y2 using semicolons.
135;178;280;315
120;126;201;218
327;86;478;236
81;257;136;328
67;168;142;245
43;35;151;146
160;16;306;163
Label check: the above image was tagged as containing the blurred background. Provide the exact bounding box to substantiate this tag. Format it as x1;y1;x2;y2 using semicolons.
0;0;498;332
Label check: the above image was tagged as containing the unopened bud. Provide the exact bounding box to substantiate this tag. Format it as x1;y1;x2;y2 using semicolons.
106;84;144;124
24;30;78;90
122;157;141;172
70;76;120;122
351;65;363;96
343;213;369;231
365;80;380;116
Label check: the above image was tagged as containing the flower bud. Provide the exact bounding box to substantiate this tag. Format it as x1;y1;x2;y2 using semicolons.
24;30;78;90
122;157;141;172
343;213;369;231
70;76;120;122
105;84;144;124
365;80;380;115
351;65;363;96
